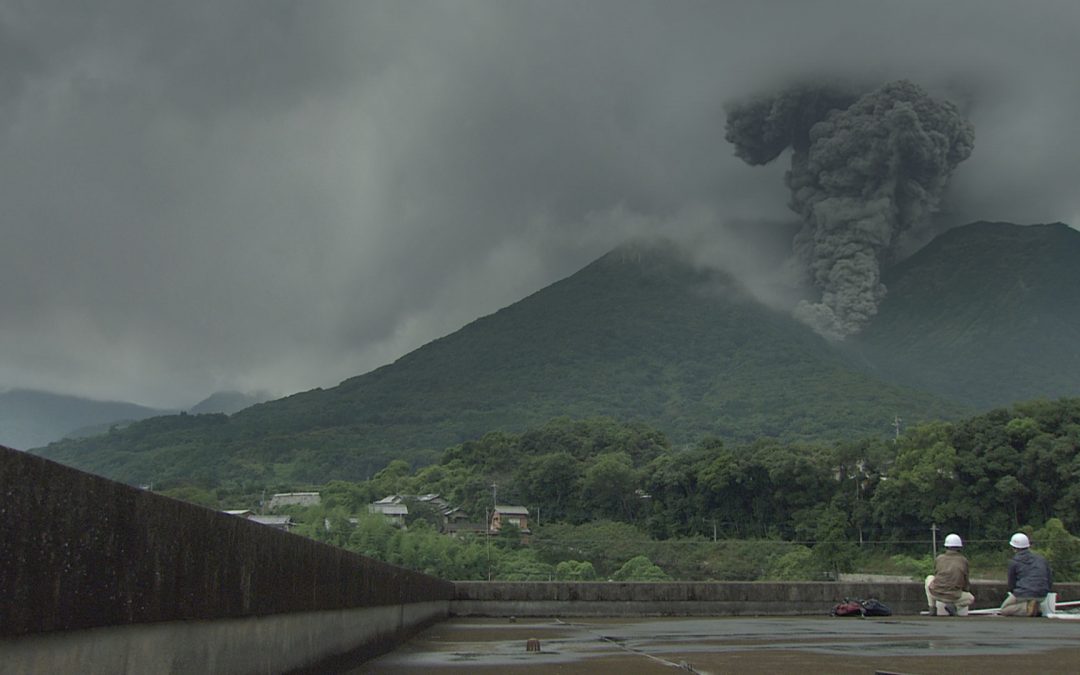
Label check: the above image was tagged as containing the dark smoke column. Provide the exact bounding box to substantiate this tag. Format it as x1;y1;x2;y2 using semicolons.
725;80;974;339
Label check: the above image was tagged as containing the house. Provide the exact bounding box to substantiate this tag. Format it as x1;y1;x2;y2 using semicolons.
223;509;293;531
247;515;293;532
368;501;408;526
372;494;471;531
267;492;321;510
490;505;530;533
444;520;487;537
441;506;472;526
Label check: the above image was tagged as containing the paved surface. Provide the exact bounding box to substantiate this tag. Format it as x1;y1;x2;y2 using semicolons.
358;615;1080;674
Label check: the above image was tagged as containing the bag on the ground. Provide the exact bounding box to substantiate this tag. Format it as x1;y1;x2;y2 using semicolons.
860;598;892;616
830;599;864;616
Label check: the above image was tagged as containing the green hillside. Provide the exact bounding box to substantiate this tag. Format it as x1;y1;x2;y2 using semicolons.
35;240;964;487
853;222;1080;407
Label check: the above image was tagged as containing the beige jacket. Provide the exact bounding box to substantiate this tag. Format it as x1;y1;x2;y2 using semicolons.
928;550;971;601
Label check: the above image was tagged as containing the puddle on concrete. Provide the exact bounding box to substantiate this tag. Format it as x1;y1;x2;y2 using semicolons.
359;616;1080;673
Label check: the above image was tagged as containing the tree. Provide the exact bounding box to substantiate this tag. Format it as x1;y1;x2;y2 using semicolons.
994;475;1028;527
369;459;412;497
348;511;397;559
1032;518;1080;582
580;452;641;522
496;549;554;581
402;498;445;530
812;503;857;579
765;546;818;580
644;449;707;538
532;521;650;577
612;555;670;581
555;560;598;581
871;422;958;537
514;452;583;523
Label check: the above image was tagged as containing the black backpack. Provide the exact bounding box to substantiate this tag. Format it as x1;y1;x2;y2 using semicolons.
830;597;892;617
860;598;892;616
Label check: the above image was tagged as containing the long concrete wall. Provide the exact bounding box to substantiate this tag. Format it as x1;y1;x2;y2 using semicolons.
0;445;454;673
452;581;1080;617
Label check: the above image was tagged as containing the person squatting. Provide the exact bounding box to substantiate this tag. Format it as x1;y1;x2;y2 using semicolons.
925;532;1053;617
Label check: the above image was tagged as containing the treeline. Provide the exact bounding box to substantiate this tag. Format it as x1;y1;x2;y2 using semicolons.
167;398;1080;581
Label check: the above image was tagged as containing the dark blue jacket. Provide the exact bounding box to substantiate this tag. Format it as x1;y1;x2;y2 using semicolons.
1008;549;1053;598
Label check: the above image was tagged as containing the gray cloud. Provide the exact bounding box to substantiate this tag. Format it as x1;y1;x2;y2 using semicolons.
2;1;1079;407
725;80;975;338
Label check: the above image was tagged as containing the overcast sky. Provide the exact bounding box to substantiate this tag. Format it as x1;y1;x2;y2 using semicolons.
2;1;1078;409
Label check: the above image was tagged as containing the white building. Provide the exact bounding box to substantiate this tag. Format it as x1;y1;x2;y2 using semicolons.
268;492;321;510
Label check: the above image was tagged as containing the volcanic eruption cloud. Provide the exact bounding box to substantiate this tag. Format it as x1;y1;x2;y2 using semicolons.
725;80;975;340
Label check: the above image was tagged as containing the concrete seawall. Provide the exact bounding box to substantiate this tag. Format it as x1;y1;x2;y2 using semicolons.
452;580;1080;617
0;445;453;673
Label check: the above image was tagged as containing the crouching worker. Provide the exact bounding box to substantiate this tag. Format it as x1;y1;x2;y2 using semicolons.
999;532;1053;616
925;533;974;616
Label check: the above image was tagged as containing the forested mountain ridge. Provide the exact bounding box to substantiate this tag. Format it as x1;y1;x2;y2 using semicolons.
33;222;1080;488
0;389;170;451
234;240;958;440
854;221;1080;407
35;239;964;487
189;390;274;415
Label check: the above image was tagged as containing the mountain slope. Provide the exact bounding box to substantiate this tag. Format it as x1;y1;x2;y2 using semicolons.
0;389;169;450
189;390;273;415
854;222;1080;407
35;241;965;486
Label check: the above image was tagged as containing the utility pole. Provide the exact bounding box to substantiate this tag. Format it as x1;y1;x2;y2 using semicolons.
485;508;491;580
489;483;498;538
893;415;902;442
931;522;939;556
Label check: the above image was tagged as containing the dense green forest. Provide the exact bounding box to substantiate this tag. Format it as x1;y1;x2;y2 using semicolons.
168;398;1080;583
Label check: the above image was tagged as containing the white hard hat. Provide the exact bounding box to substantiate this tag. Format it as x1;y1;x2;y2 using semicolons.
1010;532;1030;548
944;533;963;548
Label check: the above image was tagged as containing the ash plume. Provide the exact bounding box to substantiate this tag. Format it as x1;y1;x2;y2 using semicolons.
725;80;975;339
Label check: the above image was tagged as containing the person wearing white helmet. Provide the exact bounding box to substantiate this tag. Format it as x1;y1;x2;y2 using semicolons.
925;533;974;616
998;532;1053;616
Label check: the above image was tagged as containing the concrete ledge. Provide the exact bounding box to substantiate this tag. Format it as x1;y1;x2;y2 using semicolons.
0;601;450;675
452;581;1080;617
2;445;454;671
1;445;453;636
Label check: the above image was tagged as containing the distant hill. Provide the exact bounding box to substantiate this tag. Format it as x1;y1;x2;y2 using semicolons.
853;222;1080;407
35;239;967;486
0;389;169;450
189;390;273;415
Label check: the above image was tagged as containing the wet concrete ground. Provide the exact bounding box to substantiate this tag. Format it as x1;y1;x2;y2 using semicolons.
358;615;1080;674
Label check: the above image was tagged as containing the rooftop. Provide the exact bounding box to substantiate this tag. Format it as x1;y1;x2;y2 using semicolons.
359;614;1080;673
